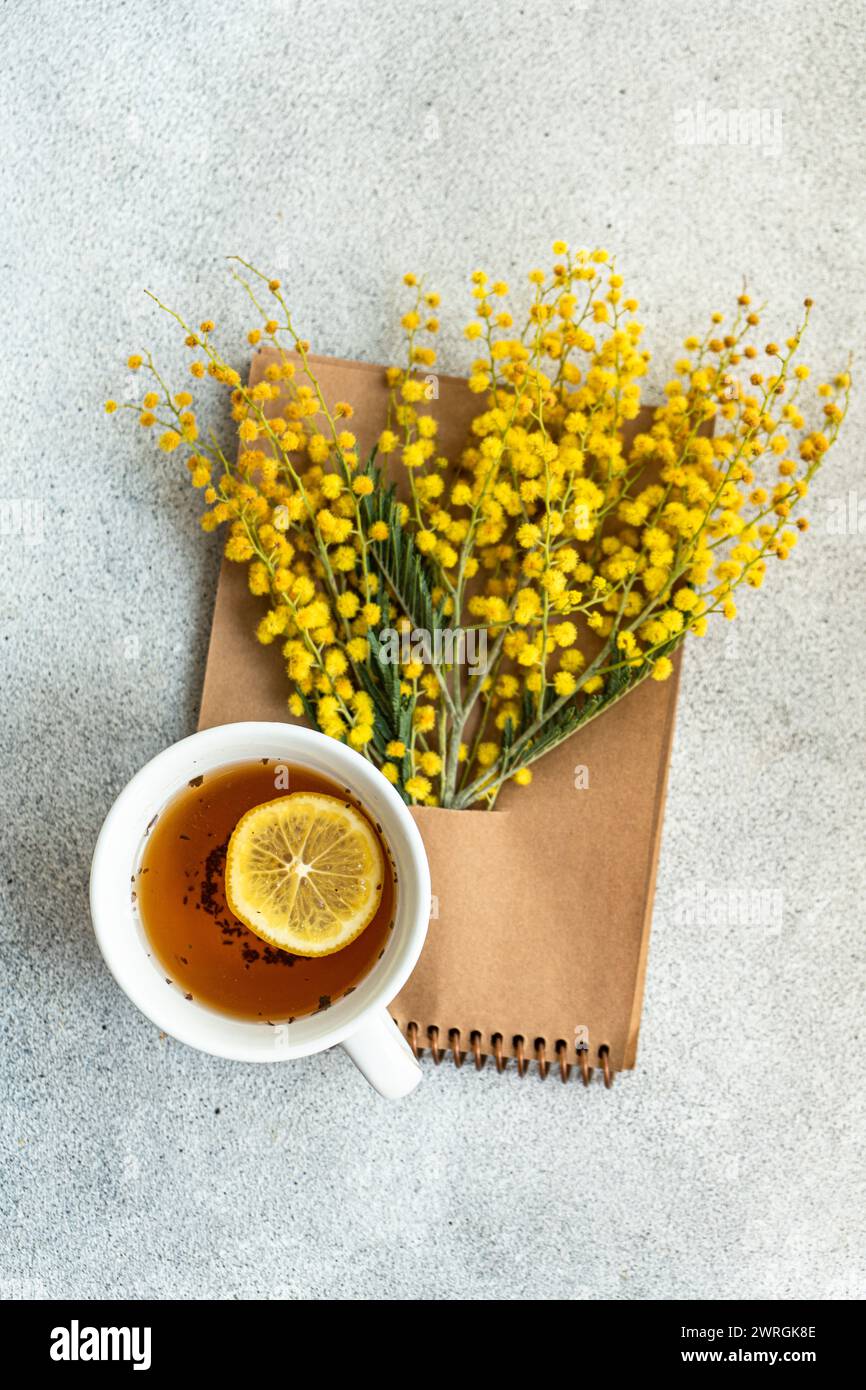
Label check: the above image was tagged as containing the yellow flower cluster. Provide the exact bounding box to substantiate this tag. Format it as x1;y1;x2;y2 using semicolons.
107;250;850;808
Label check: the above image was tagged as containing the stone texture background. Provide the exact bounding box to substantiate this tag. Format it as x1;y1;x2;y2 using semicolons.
1;0;864;1300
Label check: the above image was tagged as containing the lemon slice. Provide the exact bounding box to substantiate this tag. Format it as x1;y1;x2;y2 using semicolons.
225;793;385;957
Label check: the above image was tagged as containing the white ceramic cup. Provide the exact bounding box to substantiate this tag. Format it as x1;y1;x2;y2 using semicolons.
90;722;431;1099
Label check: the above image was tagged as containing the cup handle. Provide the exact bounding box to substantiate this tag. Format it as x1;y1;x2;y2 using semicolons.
341;1008;422;1099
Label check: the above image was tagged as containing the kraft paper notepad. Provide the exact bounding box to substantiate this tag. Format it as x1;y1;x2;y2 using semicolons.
198;351;681;1085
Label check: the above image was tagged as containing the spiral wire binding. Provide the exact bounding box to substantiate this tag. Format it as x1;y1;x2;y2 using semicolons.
404;1022;614;1086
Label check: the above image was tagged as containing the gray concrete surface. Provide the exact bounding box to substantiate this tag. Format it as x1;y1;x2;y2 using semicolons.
1;0;865;1301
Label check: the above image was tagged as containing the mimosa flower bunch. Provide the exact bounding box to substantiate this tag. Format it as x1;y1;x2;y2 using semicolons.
106;246;850;808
